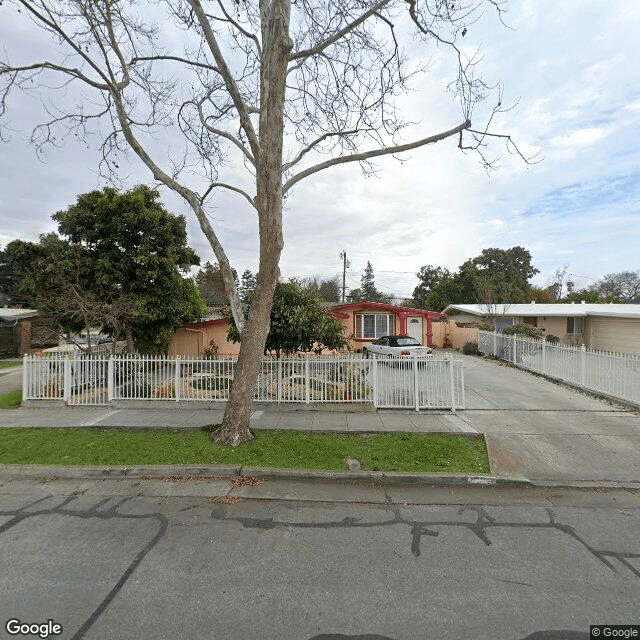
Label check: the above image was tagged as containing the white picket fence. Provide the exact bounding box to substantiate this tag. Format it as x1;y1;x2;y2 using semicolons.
477;330;640;406
22;353;465;411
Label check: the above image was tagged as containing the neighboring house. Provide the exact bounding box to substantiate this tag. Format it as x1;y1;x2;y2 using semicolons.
328;301;447;350
169;318;241;357
0;308;40;357
443;303;640;355
168;302;447;357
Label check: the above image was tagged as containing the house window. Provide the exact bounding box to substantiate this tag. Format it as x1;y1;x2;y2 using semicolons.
567;317;584;334
355;314;394;339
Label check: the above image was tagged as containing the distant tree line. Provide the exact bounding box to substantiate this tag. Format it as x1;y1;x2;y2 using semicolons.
405;247;639;311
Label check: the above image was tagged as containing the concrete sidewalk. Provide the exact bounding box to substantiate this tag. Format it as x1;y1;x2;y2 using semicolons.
1;353;639;488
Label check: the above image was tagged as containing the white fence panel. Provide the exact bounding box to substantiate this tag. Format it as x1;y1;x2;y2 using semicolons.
478;330;640;406
370;355;464;411
23;353;464;411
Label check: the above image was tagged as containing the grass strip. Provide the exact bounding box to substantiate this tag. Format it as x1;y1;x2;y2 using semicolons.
0;361;22;370
0;428;489;473
0;390;22;409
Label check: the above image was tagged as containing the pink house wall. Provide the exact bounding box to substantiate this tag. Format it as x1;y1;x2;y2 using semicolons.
430;323;478;350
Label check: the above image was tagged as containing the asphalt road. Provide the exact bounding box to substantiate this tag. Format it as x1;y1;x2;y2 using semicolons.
1;477;639;640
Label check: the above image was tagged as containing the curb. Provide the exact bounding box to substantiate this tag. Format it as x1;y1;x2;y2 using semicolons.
0;463;533;487
0;465;637;491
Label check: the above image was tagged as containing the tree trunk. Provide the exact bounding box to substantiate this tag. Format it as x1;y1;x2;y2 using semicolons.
213;0;291;447
125;327;135;354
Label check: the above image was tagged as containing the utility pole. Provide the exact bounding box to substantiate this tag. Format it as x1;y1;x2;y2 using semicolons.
339;250;349;303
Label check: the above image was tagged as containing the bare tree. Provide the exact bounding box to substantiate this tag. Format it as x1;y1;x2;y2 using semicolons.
548;265;574;301
590;270;640;303
0;0;530;445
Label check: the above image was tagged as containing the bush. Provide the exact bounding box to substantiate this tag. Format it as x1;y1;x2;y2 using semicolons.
462;341;480;355
502;323;544;340
191;377;231;391
545;334;560;344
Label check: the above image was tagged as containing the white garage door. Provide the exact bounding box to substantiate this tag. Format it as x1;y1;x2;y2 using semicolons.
591;318;640;355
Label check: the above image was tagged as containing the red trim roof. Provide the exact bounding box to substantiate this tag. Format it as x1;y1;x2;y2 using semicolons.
182;318;228;330
329;301;446;318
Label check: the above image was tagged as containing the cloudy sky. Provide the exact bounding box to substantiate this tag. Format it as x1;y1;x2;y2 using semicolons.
1;0;638;303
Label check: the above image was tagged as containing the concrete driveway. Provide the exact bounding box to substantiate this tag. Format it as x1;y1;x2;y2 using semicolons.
454;352;640;485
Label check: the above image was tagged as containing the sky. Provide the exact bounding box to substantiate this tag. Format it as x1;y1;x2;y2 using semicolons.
1;0;639;304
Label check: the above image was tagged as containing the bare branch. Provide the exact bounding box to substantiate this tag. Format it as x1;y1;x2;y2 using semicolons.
0;61;109;91
186;0;261;161
201;182;256;209
197;97;255;166
284;119;471;194
282;129;359;172
130;55;220;74
109;87;246;333
290;0;392;62
215;0;262;59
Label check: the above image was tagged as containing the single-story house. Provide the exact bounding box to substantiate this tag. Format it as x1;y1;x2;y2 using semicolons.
0;308;41;357
168;302;447;357
169;317;240;357
327;301;446;350
442;303;640;355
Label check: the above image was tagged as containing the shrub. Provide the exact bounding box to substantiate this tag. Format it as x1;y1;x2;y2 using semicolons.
462;341;480;355
545;334;560;344
191;377;231;391
502;323;544;340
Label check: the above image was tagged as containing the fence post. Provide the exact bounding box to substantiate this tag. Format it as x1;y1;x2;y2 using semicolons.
63;358;72;404
277;359;282;403
175;356;181;401
413;355;419;412
371;357;378;409
22;354;29;401
512;334;517;364
580;345;586;388
541;339;546;376
448;354;456;413
108;356;114;403
305;356;310;405
493;330;497;356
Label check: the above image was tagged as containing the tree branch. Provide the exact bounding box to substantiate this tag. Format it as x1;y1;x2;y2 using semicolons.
283;119;471;193
201;182;256;209
290;0;392;62
0;61;109;91
110;89;246;333
282;129;360;172
130;55;220;74
186;0;261;162
197;98;255;166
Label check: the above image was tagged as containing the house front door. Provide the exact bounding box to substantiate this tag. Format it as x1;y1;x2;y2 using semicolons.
407;317;423;343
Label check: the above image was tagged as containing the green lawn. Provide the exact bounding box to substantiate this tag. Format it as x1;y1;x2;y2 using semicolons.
0;428;490;473
0;390;22;409
0;361;22;370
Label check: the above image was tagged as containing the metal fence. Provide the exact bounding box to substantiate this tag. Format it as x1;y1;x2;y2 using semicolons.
22;353;465;411
477;330;640;406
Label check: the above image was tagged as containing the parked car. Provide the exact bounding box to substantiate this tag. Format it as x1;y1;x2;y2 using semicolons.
362;335;433;359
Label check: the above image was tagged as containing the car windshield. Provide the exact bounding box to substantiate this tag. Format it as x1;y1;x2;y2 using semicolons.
396;337;421;346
